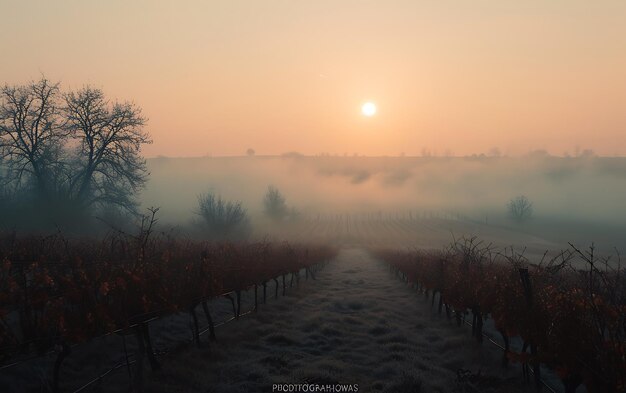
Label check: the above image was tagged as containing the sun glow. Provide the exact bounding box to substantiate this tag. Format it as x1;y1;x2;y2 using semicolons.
361;102;377;117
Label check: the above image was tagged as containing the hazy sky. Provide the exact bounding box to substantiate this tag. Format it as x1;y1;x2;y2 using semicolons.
2;0;626;157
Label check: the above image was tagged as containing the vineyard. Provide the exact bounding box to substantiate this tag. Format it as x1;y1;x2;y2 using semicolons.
2;211;626;392
375;238;626;393
0;225;336;392
276;212;558;255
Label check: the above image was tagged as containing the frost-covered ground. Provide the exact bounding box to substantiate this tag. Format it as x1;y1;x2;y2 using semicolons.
142;248;534;393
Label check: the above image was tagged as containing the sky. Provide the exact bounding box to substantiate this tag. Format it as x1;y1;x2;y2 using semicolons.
2;0;626;157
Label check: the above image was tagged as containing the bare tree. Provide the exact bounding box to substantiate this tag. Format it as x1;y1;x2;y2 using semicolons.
263;185;287;221
508;195;533;223
0;77;66;198
0;77;151;228
196;192;250;238
63;86;151;213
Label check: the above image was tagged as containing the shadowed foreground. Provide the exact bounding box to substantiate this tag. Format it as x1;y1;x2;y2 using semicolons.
143;249;530;393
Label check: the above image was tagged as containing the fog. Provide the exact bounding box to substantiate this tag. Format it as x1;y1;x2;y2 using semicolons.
142;154;626;253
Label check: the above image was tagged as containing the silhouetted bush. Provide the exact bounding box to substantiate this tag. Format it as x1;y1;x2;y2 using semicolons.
196;192;250;239
508;195;533;223
263;185;288;221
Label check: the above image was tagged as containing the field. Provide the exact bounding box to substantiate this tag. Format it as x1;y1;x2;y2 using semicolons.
1;156;626;392
1;214;624;392
144;155;626;254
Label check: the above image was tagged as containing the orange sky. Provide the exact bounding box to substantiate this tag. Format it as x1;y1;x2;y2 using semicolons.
2;0;626;157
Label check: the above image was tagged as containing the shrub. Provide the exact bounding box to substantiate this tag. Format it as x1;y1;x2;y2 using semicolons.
196;192;250;239
263;185;288;221
508;195;533;223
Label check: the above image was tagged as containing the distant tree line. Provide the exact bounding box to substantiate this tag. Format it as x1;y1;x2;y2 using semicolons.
0;77;151;229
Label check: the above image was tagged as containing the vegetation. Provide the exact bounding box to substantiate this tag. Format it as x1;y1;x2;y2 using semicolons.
376;238;626;393
0;77;151;228
196;192;250;239
263;185;288;221
507;195;533;223
0;224;336;386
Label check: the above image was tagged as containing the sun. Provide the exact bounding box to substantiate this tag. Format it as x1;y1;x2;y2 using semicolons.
361;102;377;117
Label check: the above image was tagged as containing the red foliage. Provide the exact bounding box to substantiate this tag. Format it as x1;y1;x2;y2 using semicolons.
375;241;626;393
0;233;336;363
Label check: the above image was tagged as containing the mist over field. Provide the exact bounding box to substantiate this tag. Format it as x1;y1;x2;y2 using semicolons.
142;154;626;253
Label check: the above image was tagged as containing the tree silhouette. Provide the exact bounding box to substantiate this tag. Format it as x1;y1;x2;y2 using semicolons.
0;77;66;199
263;185;287;221
196;192;250;238
64;86;151;212
0;77;151;225
508;195;533;223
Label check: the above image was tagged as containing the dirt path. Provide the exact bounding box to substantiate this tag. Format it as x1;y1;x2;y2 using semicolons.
144;248;530;393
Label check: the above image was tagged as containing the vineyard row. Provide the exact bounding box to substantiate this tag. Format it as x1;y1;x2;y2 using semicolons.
0;231;337;391
374;238;626;393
